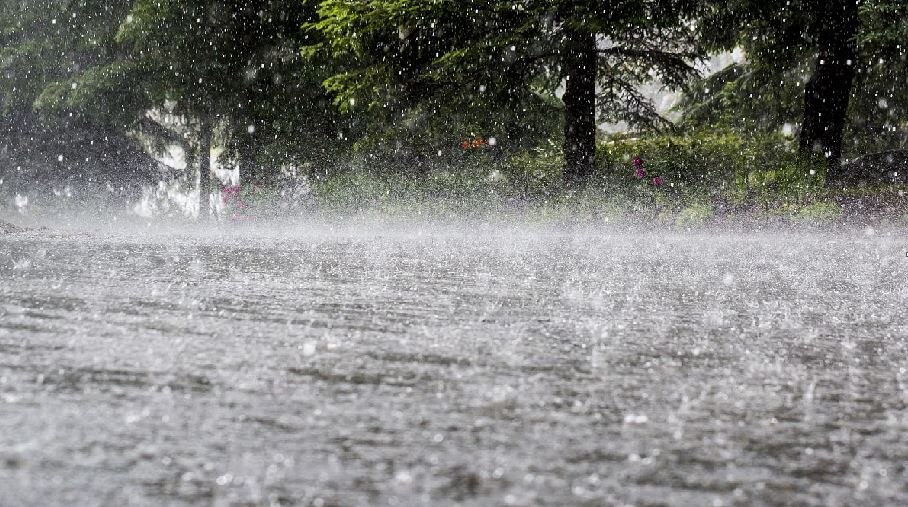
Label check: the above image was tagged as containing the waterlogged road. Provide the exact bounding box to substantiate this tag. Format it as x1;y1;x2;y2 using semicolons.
1;222;907;506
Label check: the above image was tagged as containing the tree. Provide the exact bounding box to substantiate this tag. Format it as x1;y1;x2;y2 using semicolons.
113;0;264;218
850;0;908;153
684;0;907;182
310;0;704;185
797;0;859;176
1;0;160;197
52;0;345;217
3;1;354;215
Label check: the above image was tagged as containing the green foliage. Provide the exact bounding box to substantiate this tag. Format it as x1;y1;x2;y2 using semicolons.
309;0;709;180
304;129;837;221
503;147;565;197
1;1;130;115
29;0;351;183
850;0;908;153
343;91;562;178
2;0;905;217
599;130;827;207
680;0;908;156
0;0;164;189
675;202;714;226
793;201;842;222
675;62;807;132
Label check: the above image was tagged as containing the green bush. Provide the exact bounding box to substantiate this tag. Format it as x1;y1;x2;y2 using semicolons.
498;147;564;197
598;130;827;209
675;202;715;226
303;129;842;221
792;201;842;222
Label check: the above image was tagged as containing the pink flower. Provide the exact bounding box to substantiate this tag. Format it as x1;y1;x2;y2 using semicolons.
222;185;242;198
633;156;644;168
651;176;664;187
634;167;646;179
221;184;250;219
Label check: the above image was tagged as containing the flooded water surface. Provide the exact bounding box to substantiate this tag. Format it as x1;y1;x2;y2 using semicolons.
1;222;907;506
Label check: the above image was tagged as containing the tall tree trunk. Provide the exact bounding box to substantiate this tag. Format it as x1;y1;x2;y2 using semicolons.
238;141;259;186
198;116;212;220
562;29;597;185
799;0;859;183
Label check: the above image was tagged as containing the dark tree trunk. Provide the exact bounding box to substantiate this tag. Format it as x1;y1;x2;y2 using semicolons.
238;141;260;186
562;29;597;185
198;117;212;220
799;0;859;183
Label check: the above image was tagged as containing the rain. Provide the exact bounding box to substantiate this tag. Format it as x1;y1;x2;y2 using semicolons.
1;1;908;506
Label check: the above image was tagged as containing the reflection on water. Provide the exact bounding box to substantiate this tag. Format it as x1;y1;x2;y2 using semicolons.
1;222;907;505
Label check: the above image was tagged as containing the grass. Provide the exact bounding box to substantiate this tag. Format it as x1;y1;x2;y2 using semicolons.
238;131;908;226
259;167;904;227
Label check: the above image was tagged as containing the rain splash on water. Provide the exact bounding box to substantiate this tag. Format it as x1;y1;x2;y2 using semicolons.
1;218;907;505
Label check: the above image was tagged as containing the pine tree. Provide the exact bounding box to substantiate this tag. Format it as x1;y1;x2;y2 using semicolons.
683;0;908;182
0;0;154;193
38;0;345;216
310;0;704;186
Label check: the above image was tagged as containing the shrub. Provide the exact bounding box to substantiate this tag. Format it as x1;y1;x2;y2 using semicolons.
303;129;836;219
598;130;827;208
793;201;842;222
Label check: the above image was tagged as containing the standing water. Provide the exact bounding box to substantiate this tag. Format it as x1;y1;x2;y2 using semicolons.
1;221;907;506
